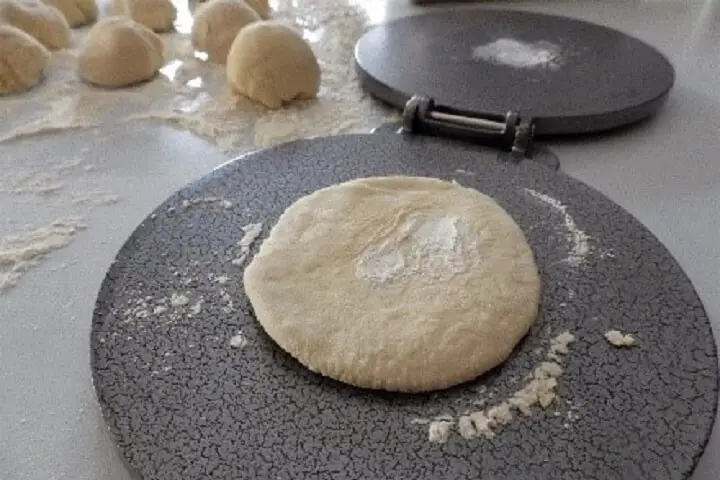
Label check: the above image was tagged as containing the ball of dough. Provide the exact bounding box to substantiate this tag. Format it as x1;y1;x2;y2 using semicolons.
244;176;541;393
191;0;259;64
115;0;176;33
0;24;50;95
77;16;164;88
43;0;97;27
226;21;320;109
0;0;70;50
244;0;270;19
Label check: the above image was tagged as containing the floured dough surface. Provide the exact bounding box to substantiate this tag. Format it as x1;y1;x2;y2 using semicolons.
244;0;270;18
0;0;71;50
226;21;320;109
77;16;164;88
44;0;97;27
0;24;50;95
191;0;259;64
244;176;541;392
114;0;176;33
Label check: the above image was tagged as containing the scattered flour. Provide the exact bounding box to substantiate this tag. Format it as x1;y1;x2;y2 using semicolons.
524;189;590;265
604;330;637;347
170;293;190;307
419;331;575;443
472;38;563;71
428;419;453;444
0;216;87;292
229;332;247;349
232;222;263;266
356;214;476;284
181;196;233;209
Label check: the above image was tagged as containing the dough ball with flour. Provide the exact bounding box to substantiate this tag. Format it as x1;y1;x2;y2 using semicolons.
191;0;259;64
244;0;270;18
0;24;50;95
244;176;541;393
77;16;164;88
226;21;320;109
0;0;70;50
114;0;176;33
44;0;97;27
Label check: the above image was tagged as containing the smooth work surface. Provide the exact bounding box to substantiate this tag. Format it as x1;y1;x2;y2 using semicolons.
1;1;719;479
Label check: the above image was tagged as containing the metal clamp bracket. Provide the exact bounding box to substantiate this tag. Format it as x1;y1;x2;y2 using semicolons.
401;95;535;159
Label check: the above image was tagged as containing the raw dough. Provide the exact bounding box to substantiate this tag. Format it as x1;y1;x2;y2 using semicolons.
43;0;97;27
77;16;164;88
114;0;176;32
244;0;270;19
0;0;70;50
191;0;259;64
244;176;541;392
226;21;320;109
0;24;50;95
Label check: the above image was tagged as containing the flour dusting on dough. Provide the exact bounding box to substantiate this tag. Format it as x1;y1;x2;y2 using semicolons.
524;189;590;265
356;214;477;283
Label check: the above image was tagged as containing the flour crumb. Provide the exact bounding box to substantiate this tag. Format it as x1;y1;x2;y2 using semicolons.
524;189;590;265
0;216;87;292
170;293;190;307
215;275;229;284
428;420;452;444
190;300;203;315
549;331;576;361
232;222;263;267
457;415;477;439
229;332;247;348
410;418;430;425
604;330;636;347
238;222;263;249
153;305;167;315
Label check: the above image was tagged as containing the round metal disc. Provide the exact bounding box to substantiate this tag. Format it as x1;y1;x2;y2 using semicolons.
354;9;675;135
91;133;716;480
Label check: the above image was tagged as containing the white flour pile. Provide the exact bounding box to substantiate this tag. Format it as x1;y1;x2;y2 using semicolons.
524;188;590;265
356;214;476;284
419;330;575;443
0;217;87;292
472;38;563;71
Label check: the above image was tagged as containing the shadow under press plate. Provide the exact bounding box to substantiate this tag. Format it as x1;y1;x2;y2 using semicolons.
354;9;675;135
90;132;717;480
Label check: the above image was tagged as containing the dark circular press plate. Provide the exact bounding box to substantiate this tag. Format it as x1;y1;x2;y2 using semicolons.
91;133;716;480
354;9;675;135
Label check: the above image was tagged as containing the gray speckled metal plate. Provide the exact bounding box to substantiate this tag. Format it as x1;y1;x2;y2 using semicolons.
91;133;717;480
354;9;675;135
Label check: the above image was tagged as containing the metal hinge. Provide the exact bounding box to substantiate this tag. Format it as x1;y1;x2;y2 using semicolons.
401;95;535;159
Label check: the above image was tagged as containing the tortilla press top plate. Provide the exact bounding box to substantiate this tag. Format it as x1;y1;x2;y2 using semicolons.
354;9;675;135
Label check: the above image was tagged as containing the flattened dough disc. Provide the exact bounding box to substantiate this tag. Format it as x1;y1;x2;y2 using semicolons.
354;9;675;134
91;133;717;480
244;176;541;393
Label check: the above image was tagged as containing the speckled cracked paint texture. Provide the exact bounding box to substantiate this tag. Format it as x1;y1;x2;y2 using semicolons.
90;133;718;480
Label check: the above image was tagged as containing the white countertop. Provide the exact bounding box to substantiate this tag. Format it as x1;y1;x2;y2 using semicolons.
1;0;718;478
